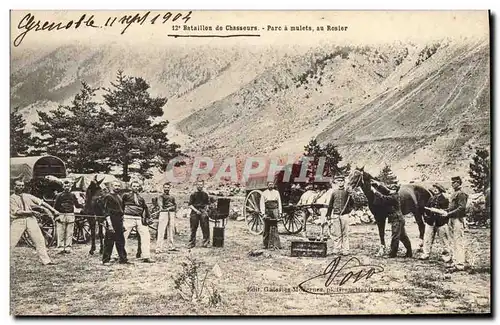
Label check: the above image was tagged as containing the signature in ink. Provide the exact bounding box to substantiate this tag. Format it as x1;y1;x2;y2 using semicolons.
298;255;385;295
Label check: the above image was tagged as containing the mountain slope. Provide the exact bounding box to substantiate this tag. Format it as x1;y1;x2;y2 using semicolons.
10;38;490;183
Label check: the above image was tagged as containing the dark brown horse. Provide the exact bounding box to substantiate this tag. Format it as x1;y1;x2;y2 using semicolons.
82;176;106;255
346;167;431;256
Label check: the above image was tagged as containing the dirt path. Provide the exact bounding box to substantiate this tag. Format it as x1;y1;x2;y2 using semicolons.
10;217;490;315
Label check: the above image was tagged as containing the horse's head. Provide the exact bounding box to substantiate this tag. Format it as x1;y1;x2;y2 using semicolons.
347;166;366;190
83;176;106;215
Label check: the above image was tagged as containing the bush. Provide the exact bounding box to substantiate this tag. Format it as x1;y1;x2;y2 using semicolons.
172;255;224;306
466;199;490;228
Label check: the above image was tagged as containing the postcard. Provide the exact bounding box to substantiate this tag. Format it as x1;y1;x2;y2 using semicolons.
10;10;491;315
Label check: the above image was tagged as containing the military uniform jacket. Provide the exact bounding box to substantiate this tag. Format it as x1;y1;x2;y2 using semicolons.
102;193;125;218
447;189;468;220
326;188;354;216
158;194;177;212
122;192;150;218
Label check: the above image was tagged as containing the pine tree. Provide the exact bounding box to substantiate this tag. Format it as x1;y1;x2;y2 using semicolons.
340;163;351;176
377;164;398;185
302;138;344;183
32;82;113;173
469;148;490;194
101;70;183;181
10;108;32;157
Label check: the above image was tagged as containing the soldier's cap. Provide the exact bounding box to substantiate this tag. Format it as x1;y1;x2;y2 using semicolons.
335;175;345;181
451;176;462;184
63;180;72;185
432;183;446;193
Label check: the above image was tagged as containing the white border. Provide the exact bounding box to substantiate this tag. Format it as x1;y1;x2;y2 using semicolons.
1;1;497;324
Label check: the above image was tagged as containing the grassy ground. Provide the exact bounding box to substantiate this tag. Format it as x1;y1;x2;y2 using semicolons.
10;216;490;316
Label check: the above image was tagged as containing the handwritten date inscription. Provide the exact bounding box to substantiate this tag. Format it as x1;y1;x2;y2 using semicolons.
298;256;385;295
13;11;193;47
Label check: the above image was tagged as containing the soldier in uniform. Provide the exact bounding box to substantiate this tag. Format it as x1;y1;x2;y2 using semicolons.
10;180;59;265
371;180;412;258
326;175;354;255
441;176;468;272
102;181;130;265
188;180;211;248
155;182;178;253
419;183;452;261
260;181;282;248
297;184;318;236
122;181;153;263
53;180;83;253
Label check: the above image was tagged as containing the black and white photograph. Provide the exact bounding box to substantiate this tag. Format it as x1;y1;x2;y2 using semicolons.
9;10;491;315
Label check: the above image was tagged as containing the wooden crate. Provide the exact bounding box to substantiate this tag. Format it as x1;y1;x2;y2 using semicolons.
290;241;327;257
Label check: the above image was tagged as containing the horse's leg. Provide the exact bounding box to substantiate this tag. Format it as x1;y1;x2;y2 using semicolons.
414;210;425;252
376;216;386;256
98;222;104;255
89;218;96;255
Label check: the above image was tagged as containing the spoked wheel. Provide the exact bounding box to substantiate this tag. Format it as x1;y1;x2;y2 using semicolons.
244;190;264;235
21;210;56;248
73;216;91;244
282;207;304;234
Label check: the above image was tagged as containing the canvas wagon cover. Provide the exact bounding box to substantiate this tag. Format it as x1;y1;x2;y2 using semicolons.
10;155;66;182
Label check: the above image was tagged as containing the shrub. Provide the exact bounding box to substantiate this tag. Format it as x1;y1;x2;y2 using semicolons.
466;199;489;228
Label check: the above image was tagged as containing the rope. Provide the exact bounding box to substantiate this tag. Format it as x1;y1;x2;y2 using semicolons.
73;211;161;219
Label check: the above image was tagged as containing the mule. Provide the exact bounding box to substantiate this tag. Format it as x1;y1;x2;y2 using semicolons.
346;167;431;255
82;176;106;255
299;185;333;239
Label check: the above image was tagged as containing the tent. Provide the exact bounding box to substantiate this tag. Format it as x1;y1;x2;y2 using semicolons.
68;173;125;191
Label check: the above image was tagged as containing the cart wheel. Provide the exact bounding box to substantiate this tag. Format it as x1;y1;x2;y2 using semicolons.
73;217;91;244
244;190;264;235
282;208;304;234
21;211;56;248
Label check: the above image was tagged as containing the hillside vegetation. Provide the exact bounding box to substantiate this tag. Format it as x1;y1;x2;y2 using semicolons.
11;37;490;183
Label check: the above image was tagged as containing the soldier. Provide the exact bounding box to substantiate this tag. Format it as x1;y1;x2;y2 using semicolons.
297;184;317;236
419;183;452;262
10;179;60;265
188;180;211;248
53;180;83;253
122;181;153;263
260;181;282;248
102;181;130;265
441;176;468;272
371;180;412;258
326;175;354;255
155;182;178;253
315;182;335;240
